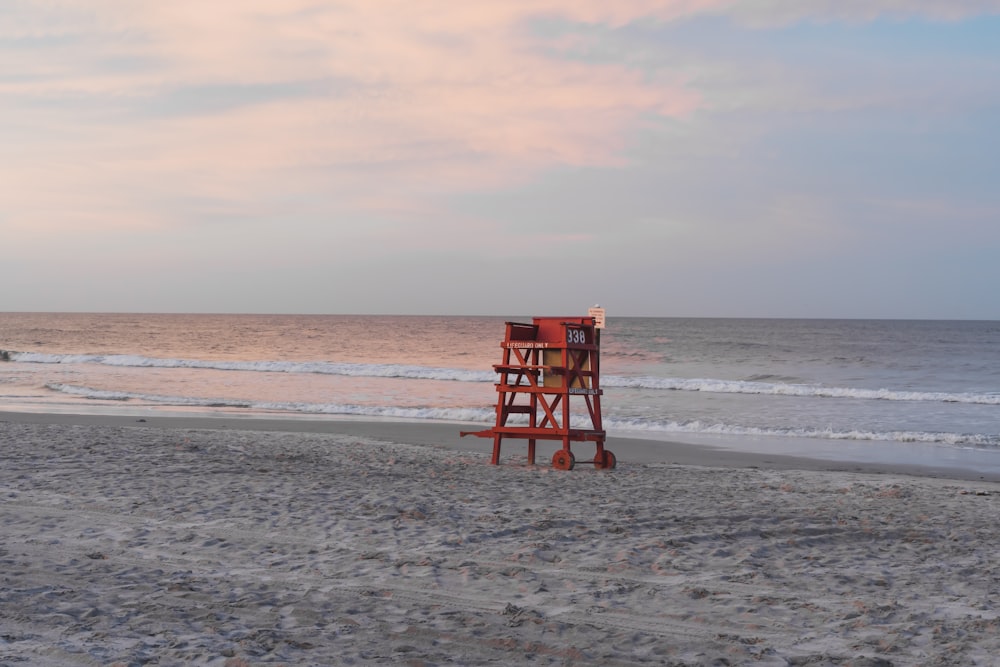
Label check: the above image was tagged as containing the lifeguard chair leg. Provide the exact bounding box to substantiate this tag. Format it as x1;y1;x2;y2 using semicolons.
491;434;502;465
528;439;536;465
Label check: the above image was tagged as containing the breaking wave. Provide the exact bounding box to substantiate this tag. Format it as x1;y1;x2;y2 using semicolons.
45;383;496;422
12;350;1000;406
602;375;1000;406
45;383;1000;448
13;352;494;383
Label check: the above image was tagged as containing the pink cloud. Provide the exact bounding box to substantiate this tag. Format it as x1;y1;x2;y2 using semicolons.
2;1;715;233
8;0;986;235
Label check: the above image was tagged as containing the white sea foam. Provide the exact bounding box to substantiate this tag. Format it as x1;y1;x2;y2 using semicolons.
601;375;1000;405
45;383;496;423
601;416;1000;448
18;351;1000;405
45;383;1000;448
17;352;494;383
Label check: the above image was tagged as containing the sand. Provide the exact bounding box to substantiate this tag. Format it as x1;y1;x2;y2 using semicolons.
2;412;1000;666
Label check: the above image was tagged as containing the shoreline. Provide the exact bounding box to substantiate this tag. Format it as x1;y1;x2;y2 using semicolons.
3;408;1000;482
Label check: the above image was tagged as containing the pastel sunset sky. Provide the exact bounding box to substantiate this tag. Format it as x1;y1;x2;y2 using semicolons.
3;1;999;317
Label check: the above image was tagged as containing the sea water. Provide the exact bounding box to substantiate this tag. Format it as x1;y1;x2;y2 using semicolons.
2;313;998;461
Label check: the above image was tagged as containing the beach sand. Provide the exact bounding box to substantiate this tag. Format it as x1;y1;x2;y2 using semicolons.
2;412;999;666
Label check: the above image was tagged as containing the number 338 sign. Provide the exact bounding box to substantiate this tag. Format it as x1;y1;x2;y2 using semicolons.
566;328;587;345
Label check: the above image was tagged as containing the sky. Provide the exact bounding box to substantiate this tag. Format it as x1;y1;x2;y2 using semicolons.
2;1;999;319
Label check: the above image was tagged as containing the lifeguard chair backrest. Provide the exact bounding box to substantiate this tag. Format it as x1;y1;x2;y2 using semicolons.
536;317;596;388
532;316;595;345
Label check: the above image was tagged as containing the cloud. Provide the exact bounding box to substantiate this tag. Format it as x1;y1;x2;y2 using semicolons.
1;1;715;235
717;0;1000;26
2;0;997;241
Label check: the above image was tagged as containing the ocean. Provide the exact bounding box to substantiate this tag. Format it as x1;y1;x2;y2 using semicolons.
2;313;998;464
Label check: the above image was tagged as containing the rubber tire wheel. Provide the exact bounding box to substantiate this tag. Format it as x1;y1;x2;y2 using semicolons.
595;449;617;470
552;450;576;470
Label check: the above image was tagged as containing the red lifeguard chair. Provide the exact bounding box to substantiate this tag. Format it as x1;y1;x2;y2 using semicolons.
462;313;614;470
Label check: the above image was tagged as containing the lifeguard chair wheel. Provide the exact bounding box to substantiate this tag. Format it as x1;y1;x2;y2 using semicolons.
594;449;617;470
552;450;575;470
